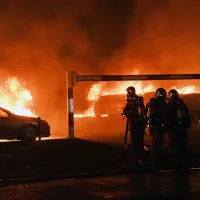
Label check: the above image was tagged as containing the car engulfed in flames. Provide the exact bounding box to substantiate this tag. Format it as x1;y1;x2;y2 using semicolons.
92;93;200;124
75;76;199;119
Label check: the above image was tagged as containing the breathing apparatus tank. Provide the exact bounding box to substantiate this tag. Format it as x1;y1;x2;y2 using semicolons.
136;96;144;118
176;101;186;126
168;89;185;126
146;98;155;127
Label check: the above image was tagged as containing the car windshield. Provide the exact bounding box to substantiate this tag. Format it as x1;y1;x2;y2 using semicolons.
98;95;125;104
0;107;13;116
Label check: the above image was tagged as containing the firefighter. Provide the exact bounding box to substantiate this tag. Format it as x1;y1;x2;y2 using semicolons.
168;89;191;168
146;87;169;164
123;86;147;166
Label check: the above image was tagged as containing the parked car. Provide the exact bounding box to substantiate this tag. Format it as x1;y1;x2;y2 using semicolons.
0;107;50;141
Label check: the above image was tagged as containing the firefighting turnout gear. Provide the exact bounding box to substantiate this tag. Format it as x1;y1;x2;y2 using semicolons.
146;88;169;163
123;95;146;127
129;122;145;165
168;89;191;167
168;90;191;131
146;97;169;132
123;87;147;165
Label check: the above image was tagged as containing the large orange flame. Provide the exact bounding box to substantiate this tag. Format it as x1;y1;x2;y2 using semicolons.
0;77;36;117
75;80;197;118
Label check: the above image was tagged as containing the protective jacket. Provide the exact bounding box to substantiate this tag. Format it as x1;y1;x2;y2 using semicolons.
168;99;191;131
123;95;147;128
146;97;169;132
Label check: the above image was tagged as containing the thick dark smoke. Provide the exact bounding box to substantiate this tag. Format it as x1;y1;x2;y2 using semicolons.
0;0;133;135
103;0;200;75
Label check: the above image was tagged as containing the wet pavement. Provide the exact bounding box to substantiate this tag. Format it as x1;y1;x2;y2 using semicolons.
1;169;200;199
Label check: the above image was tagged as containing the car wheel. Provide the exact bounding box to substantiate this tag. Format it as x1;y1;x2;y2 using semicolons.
21;126;37;142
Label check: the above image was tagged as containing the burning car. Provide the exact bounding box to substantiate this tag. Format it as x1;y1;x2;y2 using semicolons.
92;91;156;117
93;92;200;123
94;94;126;117
0;107;50;141
180;93;200;124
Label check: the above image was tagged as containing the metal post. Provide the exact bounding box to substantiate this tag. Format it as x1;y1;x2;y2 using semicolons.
68;86;75;139
67;71;76;139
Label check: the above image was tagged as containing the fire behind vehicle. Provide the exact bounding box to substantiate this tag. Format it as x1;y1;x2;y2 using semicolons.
94;94;144;117
94;95;125;117
0;107;50;142
93;93;200;124
180;93;200;125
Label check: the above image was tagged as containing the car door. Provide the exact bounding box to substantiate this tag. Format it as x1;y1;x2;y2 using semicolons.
0;110;12;138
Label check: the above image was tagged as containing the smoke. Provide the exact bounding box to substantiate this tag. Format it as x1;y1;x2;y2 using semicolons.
2;0;199;137
101;0;200;75
0;0;134;135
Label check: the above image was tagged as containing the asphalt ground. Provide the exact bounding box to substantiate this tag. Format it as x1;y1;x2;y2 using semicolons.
1;169;200;199
0;116;200;180
0;116;200;199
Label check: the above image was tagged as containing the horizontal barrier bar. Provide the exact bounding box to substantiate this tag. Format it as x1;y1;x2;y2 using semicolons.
76;74;200;82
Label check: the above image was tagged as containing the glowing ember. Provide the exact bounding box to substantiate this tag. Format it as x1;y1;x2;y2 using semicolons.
0;77;36;117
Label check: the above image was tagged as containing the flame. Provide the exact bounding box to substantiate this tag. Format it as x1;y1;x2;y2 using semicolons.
74;81;197;118
83;105;95;117
87;81;156;101
87;82;106;101
172;86;195;94
0;77;36;117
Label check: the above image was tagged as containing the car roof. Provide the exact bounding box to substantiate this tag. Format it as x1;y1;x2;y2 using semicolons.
96;94;125;104
0;107;11;113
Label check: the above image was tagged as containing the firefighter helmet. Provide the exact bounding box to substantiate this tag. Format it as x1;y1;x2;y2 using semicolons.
168;89;179;101
155;87;167;99
126;86;136;99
